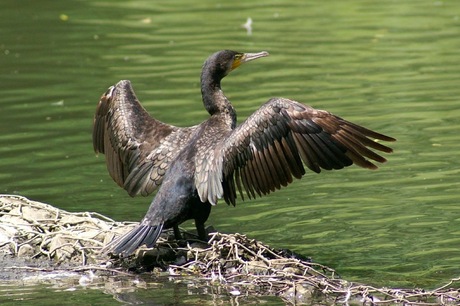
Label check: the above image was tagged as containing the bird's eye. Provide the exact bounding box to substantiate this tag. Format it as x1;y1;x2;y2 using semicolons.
234;54;243;61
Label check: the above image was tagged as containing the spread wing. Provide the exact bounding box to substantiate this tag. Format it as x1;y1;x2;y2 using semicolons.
197;97;395;205
93;80;196;196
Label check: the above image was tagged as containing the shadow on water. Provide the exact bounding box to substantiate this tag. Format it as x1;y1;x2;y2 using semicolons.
1;0;460;303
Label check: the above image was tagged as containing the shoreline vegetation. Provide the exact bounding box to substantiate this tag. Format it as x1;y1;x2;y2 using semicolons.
0;194;459;305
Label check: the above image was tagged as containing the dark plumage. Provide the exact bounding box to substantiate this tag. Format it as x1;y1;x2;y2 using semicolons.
93;50;395;256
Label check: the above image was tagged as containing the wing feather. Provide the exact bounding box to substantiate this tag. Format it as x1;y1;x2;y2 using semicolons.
93;80;196;196
195;97;395;205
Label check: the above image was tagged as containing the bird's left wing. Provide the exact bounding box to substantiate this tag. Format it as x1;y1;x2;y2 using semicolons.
197;97;395;205
93;80;197;197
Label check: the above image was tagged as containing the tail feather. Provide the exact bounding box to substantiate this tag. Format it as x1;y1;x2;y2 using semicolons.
102;223;164;257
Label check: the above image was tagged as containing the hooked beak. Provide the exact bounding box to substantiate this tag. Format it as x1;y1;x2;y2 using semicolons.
231;51;269;71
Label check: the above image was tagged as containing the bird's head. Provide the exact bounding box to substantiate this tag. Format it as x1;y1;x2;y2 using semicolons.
202;50;269;82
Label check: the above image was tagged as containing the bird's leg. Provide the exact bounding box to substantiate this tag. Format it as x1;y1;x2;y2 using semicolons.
191;200;212;241
195;221;208;241
173;225;182;240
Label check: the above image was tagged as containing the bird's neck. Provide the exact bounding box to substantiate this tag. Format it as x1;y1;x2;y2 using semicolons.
201;78;237;126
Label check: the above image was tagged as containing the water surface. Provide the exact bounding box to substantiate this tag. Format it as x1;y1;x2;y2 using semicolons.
1;0;460;303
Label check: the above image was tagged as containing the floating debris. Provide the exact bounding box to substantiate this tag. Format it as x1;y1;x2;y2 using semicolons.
242;17;252;35
59;14;69;22
51;100;64;106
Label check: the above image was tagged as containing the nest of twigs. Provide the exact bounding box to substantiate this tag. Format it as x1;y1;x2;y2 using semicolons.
0;194;129;265
0;194;460;305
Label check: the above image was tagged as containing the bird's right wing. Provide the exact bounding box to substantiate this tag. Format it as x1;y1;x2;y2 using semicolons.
196;97;395;206
93;80;196;196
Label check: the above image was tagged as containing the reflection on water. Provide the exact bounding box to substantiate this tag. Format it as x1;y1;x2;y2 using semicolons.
1;0;460;302
0;274;283;305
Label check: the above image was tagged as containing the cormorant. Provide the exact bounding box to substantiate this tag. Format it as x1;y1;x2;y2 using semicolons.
93;50;395;256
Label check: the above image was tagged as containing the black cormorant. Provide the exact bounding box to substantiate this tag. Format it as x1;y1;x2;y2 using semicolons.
93;50;395;256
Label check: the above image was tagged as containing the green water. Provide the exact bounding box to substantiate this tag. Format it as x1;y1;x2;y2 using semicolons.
1;0;460;303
